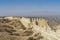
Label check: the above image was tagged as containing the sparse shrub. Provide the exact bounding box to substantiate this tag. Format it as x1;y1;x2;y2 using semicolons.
28;37;36;40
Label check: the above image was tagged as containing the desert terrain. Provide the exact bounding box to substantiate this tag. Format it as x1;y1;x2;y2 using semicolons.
0;16;60;40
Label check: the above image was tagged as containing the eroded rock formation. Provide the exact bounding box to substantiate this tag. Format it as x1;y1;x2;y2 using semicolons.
0;16;60;40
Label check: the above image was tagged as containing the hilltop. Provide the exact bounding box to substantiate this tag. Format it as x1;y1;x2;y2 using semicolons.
0;16;60;40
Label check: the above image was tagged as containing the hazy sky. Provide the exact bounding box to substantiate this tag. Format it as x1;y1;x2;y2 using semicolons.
0;0;60;16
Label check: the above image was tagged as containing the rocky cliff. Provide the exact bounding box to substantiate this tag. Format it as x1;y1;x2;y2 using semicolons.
0;16;60;40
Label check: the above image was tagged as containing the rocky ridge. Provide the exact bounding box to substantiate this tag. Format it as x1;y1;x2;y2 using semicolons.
0;16;60;40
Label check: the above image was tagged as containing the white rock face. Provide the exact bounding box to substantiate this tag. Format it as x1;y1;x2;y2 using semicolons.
19;17;60;40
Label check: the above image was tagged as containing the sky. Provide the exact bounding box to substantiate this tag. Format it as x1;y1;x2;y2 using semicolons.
0;0;60;16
